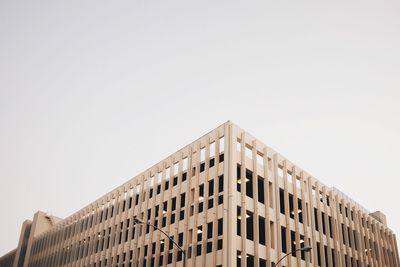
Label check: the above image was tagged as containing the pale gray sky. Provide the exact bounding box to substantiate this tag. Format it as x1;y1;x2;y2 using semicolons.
1;0;399;255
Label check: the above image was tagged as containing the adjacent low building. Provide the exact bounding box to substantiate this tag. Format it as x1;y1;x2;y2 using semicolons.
0;211;62;267
1;122;399;267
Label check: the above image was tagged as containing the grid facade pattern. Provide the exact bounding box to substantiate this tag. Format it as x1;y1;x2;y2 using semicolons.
2;122;399;267
27;124;227;267
228;124;399;267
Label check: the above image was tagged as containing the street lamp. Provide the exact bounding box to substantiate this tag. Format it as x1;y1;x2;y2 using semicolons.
133;217;186;267
272;246;312;267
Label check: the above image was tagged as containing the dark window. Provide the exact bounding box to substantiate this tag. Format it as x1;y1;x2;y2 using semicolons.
134;194;139;206
165;181;169;190
260;258;267;267
217;239;223;250
172;197;177;211
314;208;319;231
179;210;185;221
300;234;306;260
246;169;253;198
198;202;203;213
196;244;202;256
291;231;296;256
208;198;213;209
182;172;187;182
259;216;266;245
173;176;178;186
129;197;133;209
279;189;285;214
147;209;151;220
197;226;202;241
160;239;165;252
258;176;265;204
218;195;223;205
298;198;303;223
200;162;205;172
199;184;204;197
289;193;294;219
247;254;254;266
281;226;287;253
209;158;215;167
219;153;224;162
207;222;213;239
218;218;223;236
163;201;168;212
218;175;224;192
237;207;241;236
246;211;253;241
178;250;183;261
180;193;186;207
209;179;214;196
168;252;173;264
324;245;328;266
149;188;153;198
207;241;212;253
157;185;161;195
237;164;241;192
341;224;345;244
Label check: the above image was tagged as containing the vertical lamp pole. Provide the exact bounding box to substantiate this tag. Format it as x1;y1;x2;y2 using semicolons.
133;218;186;267
272;246;312;267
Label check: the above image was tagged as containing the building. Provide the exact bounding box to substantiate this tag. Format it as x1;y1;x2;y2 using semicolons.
0;211;62;267
1;121;399;267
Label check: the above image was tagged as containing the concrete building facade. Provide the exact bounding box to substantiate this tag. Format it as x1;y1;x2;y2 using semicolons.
1;122;399;267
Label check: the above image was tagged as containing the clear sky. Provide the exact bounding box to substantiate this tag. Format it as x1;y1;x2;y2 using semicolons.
1;0;399;256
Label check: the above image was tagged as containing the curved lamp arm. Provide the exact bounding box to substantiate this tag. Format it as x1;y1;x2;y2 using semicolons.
272;246;312;267
133;217;186;267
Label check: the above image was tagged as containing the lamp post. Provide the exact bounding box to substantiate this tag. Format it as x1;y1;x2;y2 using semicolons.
133;217;186;267
272;246;312;267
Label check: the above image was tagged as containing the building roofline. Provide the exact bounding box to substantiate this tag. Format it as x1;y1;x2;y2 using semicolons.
32;120;394;238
